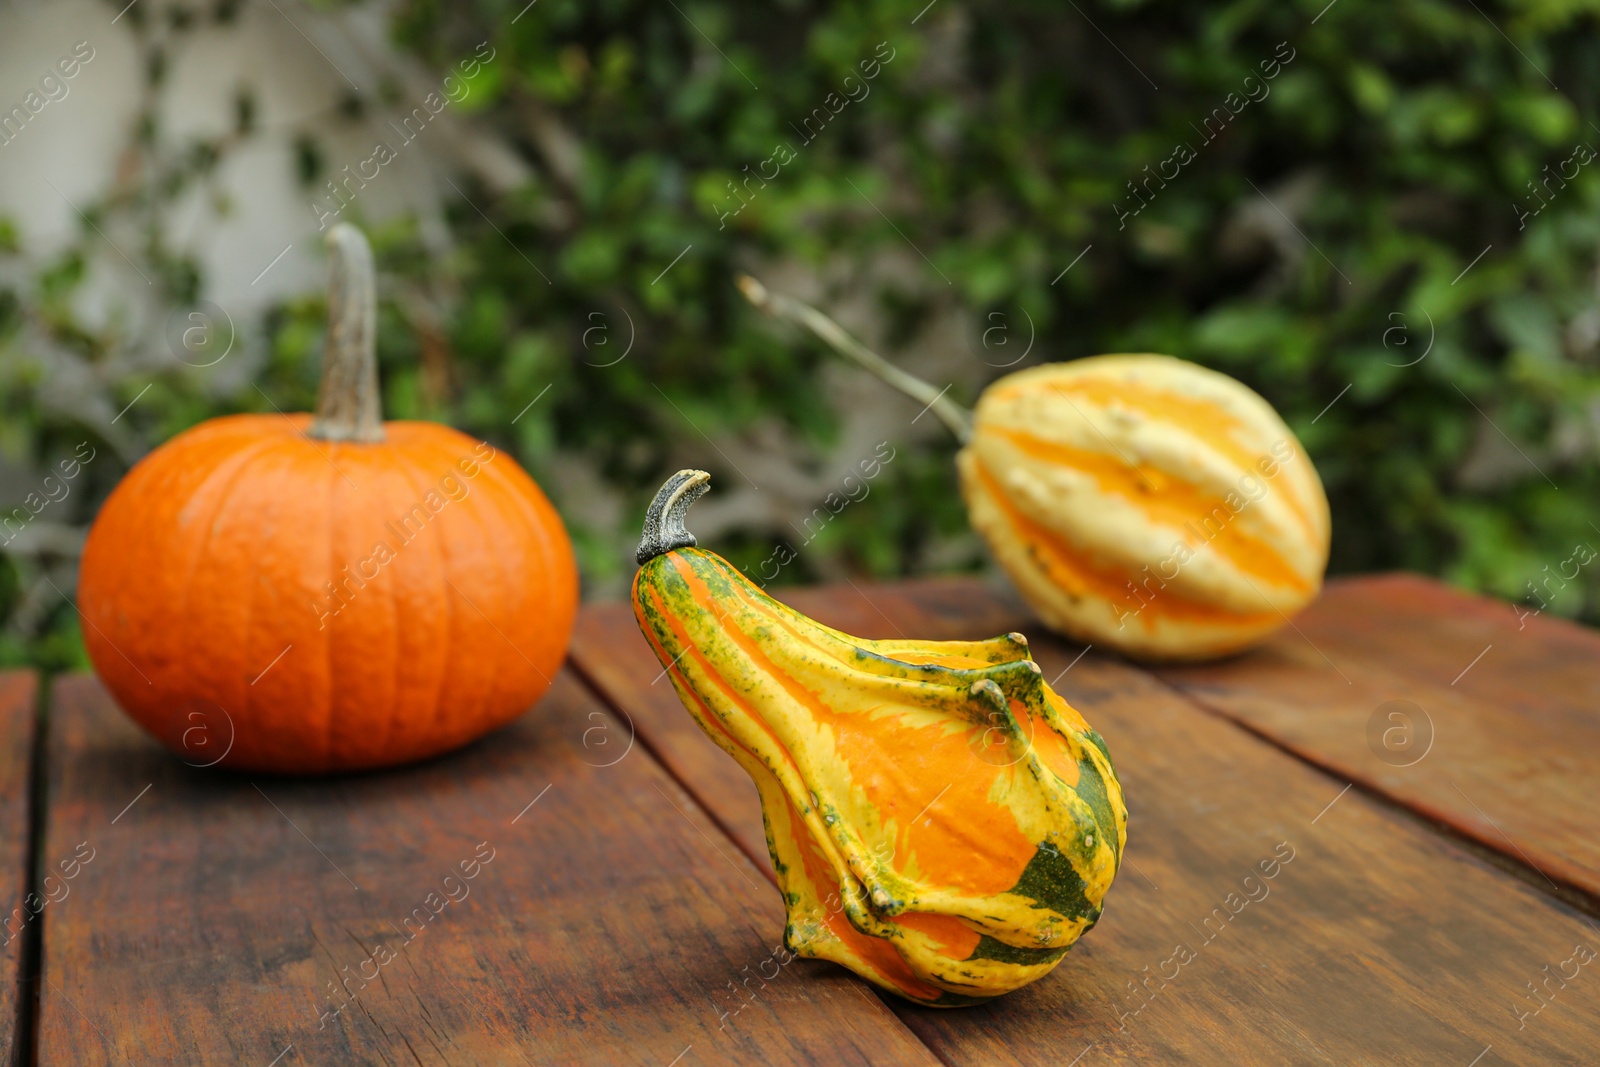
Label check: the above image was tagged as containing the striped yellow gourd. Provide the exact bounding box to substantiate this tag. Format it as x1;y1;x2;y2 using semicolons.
959;355;1330;661
632;471;1126;1005
737;275;1331;662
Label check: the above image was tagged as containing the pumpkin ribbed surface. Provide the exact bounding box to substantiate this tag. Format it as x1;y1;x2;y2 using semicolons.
632;539;1126;1005
78;412;577;773
957;354;1330;661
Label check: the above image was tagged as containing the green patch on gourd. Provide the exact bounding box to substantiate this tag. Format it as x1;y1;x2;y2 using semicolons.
963;934;1070;967
1084;728;1113;766
1073;750;1122;864
1009;837;1099;923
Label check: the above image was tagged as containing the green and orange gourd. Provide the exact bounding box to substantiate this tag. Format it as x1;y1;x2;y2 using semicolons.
632;469;1127;1005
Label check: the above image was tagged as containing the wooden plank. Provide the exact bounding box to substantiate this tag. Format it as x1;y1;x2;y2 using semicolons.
0;672;35;1066
575;579;1600;1064
570;577;1031;878
1156;572;1600;903
36;670;942;1066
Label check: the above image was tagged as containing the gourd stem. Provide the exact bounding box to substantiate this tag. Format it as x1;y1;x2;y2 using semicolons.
307;224;385;443
637;469;711;565
736;274;973;444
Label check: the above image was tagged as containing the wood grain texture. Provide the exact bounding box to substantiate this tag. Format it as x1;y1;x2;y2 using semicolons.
569;577;1032;879
36;671;941;1067
0;672;35;1067
1156;573;1600;903
576;578;1600;1064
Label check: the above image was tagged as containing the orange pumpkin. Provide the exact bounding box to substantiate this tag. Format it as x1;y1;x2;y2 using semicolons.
77;224;578;773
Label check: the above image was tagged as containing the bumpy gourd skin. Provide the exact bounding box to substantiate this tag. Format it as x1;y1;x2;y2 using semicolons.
632;545;1126;1006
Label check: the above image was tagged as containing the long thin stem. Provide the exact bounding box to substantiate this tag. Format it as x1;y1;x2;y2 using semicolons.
307;224;385;443
736;274;973;443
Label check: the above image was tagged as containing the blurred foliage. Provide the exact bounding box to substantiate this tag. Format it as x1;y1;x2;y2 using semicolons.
7;0;1600;668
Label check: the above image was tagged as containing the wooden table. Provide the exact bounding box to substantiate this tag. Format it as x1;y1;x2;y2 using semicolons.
5;573;1598;1064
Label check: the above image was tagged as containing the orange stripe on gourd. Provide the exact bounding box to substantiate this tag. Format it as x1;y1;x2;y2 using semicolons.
1011;695;1081;788
633;586;752;765
891;910;983;961
971;463;1280;632
968;463;1146;612
990;370;1324;544
986;427;1312;594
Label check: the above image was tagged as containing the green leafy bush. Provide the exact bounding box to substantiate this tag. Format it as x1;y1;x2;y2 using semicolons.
5;0;1600;668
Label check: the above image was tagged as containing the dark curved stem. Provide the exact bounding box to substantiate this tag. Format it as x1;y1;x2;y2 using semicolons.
736;273;973;443
637;469;711;565
308;224;384;443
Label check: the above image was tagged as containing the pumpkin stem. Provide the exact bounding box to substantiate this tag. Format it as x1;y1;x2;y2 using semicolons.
736;274;973;443
637;469;712;565
308;223;385;443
